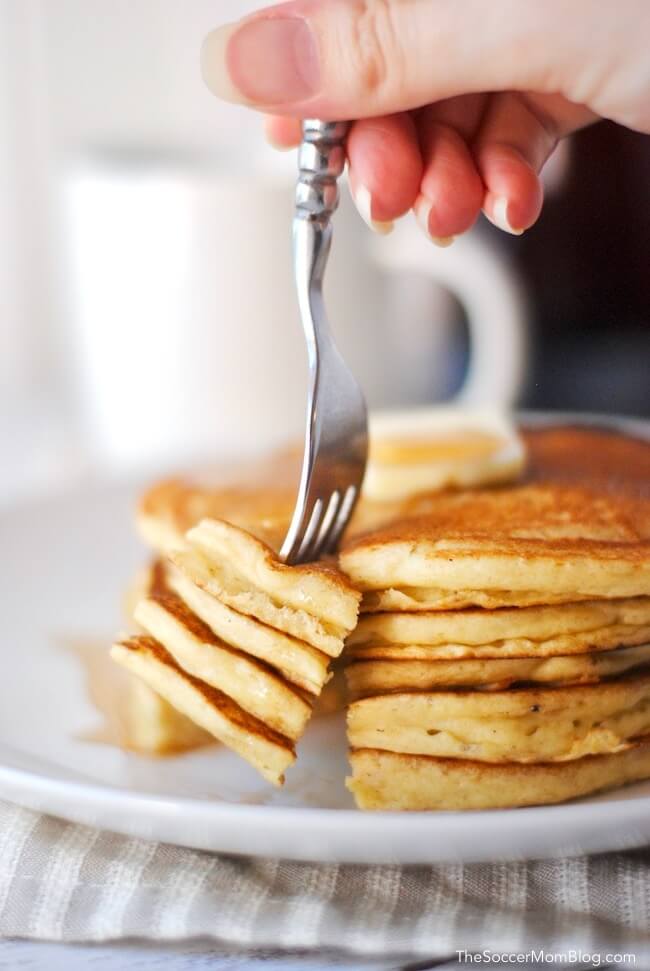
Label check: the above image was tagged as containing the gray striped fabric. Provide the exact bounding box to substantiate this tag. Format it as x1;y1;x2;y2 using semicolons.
1;800;649;961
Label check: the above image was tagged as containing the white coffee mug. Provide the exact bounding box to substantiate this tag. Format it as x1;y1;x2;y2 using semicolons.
61;152;528;473
368;217;529;407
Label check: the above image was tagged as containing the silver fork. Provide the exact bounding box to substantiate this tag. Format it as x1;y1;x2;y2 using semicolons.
280;120;368;565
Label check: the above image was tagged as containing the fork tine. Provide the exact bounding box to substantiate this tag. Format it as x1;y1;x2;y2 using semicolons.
294;498;325;563
305;490;341;562
320;485;358;556
282;495;320;564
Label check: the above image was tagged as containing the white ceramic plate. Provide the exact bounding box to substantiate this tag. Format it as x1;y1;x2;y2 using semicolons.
3;414;650;864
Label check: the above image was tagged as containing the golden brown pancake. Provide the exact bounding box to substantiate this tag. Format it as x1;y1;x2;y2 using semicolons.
136;446;303;554
340;484;650;600
111;637;295;785
347;671;650;763
126;423;650;803
165;562;330;695
360;587;598;612
176;519;360;655
138;479;297;555
119;674;213;754
345;644;650;698
134;593;312;740
136;414;524;556
121;564;213;754
523;424;650;500
135;424;650;562
348;738;650;810
117;520;359;784
347;597;650;659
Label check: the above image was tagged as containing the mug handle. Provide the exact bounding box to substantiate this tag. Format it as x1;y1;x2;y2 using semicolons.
369;221;529;406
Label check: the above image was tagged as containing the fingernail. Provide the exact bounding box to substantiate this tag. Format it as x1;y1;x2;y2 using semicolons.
201;24;241;102
414;197;455;247
484;196;523;236
352;184;394;235
267;139;294;153
432;236;455;248
202;18;320;105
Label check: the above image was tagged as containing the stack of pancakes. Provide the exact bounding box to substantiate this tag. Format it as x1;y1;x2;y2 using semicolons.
116;565;213;755
341;483;650;810
119;410;524;763
112;518;360;785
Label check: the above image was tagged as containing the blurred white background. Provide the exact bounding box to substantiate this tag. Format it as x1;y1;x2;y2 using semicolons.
1;4;268;429
1;0;275;496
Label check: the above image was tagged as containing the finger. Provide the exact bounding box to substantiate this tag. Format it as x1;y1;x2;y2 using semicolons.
201;0;564;118
347;114;423;231
418;94;487;140
473;92;558;233
414;97;486;243
264;115;302;149
475;92;596;233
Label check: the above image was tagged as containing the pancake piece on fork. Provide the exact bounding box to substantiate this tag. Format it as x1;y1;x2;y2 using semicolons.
113;519;360;785
111;636;295;786
173;519;359;657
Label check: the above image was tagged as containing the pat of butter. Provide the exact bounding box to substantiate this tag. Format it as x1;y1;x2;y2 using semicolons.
364;406;526;501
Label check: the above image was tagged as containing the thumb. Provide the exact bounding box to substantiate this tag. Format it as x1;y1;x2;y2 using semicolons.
202;0;568;119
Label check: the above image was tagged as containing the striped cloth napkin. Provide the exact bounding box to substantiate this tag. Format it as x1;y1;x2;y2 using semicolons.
1;799;649;964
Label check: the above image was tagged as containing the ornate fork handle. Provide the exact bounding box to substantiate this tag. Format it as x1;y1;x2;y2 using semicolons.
295;120;349;227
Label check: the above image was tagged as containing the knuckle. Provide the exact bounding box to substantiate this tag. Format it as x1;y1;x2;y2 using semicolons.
348;0;404;101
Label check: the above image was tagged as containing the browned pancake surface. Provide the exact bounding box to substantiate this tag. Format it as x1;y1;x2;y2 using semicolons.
524;425;650;499
342;484;650;561
116;636;293;750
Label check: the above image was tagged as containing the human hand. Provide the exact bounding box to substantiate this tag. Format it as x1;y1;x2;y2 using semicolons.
202;0;650;242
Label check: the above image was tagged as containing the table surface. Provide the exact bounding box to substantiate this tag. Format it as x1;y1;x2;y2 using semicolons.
0;940;452;970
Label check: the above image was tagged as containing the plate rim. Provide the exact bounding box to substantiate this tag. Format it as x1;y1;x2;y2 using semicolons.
4;758;650;863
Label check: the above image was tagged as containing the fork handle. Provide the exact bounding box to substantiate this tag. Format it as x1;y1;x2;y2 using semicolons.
295;120;349;226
